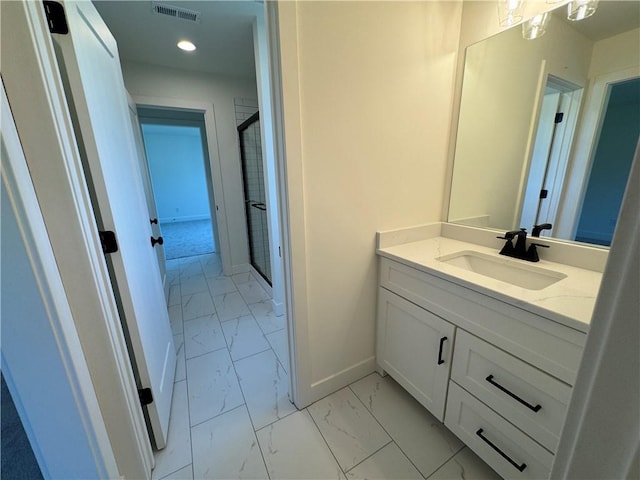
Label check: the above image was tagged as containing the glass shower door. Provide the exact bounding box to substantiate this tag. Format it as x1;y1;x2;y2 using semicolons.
238;112;272;285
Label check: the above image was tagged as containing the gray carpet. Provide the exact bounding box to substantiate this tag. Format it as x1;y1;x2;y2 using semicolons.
161;219;215;260
1;374;43;479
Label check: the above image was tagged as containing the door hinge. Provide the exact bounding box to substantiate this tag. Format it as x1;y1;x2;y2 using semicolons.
43;1;69;34
279;246;282;258
138;388;153;406
554;112;564;124
99;230;119;254
539;189;549;199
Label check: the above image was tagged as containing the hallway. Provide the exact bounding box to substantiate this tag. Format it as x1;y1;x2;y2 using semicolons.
154;253;499;480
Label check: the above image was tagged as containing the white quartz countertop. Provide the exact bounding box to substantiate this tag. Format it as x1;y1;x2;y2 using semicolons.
377;235;602;333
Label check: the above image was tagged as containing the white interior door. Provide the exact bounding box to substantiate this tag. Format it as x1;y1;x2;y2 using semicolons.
127;91;168;302
50;0;175;449
520;92;561;230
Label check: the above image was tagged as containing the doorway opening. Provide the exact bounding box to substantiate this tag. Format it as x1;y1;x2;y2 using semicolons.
137;108;219;261
520;75;583;233
574;77;640;246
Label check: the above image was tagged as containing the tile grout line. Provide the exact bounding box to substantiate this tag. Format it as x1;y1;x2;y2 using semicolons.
223;309;295;478
225;330;272;480
182;311;220;325
257;318;288;374
157;279;193;479
342;439;394;475
230;334;296;431
181;270;196;480
252;407;299;434
156;463;190;480
188;402;248;430
163;253;292;480
229;346;273;364
179;255;219;479
347;382;428;480
349;376;470;479
306;406;349;479
184;344;228;362
424;447;467;480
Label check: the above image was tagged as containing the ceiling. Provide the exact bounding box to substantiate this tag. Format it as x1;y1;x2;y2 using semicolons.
93;1;639;81
554;0;640;41
92;1;263;80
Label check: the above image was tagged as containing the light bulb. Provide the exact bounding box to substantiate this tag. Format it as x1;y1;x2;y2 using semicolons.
177;40;196;52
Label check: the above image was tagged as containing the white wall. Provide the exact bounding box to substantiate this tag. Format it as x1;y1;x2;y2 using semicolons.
234;97;259;125
141;124;210;223
275;1;462;405
121;60;257;273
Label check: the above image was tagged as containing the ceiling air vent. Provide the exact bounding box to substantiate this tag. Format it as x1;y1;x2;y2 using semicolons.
151;2;200;23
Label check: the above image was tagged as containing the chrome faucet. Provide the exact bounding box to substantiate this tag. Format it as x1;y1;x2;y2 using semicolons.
497;228;549;262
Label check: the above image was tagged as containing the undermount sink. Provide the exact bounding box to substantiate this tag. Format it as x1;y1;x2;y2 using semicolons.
436;250;567;290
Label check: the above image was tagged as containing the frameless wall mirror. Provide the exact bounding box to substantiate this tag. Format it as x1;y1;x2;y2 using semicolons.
448;1;640;247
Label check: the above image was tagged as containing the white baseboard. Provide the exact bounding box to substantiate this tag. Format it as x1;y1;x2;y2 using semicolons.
272;299;285;317
249;265;273;296
231;263;251;275
159;215;211;224
303;356;377;407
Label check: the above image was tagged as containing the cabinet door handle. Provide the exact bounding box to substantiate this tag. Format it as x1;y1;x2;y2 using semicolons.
437;336;447;365
486;375;542;412
476;428;527;473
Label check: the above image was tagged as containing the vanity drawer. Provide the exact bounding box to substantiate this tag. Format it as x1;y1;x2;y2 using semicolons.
451;330;571;452
445;382;553;480
379;257;586;385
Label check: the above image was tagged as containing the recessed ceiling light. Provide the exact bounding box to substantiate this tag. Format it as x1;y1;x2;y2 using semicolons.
177;40;196;52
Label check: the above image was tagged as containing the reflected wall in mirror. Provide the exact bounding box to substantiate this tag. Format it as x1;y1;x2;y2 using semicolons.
448;1;640;247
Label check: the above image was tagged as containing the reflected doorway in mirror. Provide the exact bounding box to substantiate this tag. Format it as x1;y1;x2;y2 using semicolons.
520;76;583;236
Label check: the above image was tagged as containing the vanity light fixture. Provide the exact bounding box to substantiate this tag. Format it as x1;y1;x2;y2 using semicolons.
522;12;551;39
567;0;599;21
177;40;196;52
498;0;525;27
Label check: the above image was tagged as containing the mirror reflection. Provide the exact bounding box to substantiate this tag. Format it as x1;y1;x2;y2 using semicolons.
448;1;640;247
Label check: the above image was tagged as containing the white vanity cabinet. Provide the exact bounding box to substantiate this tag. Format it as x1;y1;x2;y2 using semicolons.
376;288;455;421
376;256;587;479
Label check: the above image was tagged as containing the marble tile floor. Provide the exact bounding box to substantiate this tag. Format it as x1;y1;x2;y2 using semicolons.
154;253;501;480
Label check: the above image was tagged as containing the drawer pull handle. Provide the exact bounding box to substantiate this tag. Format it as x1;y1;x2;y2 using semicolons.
476;428;527;473
437;336;448;365
486;375;542;413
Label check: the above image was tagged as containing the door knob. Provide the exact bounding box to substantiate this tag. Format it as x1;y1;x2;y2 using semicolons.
151;236;164;247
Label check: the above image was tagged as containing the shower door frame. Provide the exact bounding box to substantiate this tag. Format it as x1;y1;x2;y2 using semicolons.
238;111;272;286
